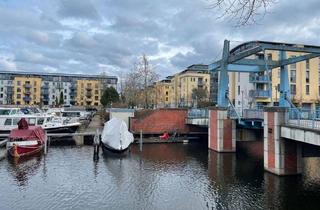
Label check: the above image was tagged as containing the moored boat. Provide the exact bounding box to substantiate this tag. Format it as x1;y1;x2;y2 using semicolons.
101;118;134;153
6;118;46;158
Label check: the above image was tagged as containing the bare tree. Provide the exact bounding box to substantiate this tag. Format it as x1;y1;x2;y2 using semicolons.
136;54;159;108
123;63;140;107
208;0;276;26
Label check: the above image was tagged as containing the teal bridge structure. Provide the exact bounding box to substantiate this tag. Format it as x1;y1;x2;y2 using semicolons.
208;40;320;128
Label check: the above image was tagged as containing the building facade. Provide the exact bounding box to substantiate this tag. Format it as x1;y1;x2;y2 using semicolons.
76;80;102;106
229;52;320;110
172;64;211;107
13;76;42;105
0;71;117;106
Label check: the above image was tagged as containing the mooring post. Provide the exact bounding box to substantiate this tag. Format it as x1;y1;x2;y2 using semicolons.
93;129;99;161
44;131;48;155
140;130;143;152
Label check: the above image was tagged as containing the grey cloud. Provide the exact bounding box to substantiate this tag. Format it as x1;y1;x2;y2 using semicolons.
58;0;100;20
0;0;320;78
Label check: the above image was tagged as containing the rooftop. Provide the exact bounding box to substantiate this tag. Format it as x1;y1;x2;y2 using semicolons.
0;70;118;79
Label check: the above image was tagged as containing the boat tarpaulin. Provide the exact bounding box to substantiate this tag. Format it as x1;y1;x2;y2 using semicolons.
9;126;45;142
101;118;133;151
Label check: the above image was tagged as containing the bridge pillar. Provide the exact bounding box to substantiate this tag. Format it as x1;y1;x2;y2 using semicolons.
208;107;236;152
264;107;302;175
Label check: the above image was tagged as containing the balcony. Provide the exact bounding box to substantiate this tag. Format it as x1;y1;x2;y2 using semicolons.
249;90;271;98
24;91;31;95
86;92;92;97
23;96;32;101
197;81;204;87
24;84;32;88
42;86;49;90
249;74;270;83
86;97;93;101
86;86;92;91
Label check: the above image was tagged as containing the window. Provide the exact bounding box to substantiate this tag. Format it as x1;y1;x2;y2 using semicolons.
238;86;240;95
95;96;99;100
37;118;44;125
28;118;36;125
306;85;310;95
4;118;12;125
12;118;21;125
238;72;240;82
290;70;296;83
17;94;21;99
306;60;310;70
290;84;296;95
95;90;99;94
17;88;21;93
34;81;37;86
306;71;310;83
166;97;168;101
34;88;37;92
64;89;67;93
166;91;168;96
17;81;21;86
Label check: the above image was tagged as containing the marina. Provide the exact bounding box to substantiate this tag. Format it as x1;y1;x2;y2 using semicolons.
1;142;320;210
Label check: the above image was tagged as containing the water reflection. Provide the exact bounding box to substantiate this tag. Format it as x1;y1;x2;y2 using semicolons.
7;154;43;187
2;143;320;209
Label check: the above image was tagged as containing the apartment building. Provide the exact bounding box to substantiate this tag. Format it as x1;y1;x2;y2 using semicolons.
0;71;117;106
13;76;42;105
172;64;211;107
231;52;320;109
154;77;174;108
76;80;101;106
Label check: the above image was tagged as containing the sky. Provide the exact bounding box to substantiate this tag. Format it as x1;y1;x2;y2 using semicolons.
0;0;319;79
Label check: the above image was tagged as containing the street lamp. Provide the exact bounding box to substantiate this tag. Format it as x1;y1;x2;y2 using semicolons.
241;90;244;116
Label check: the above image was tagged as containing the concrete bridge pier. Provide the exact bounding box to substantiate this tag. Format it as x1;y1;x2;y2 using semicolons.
264;107;302;175
208;107;236;152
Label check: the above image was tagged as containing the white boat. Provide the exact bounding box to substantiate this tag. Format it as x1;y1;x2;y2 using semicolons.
0;114;81;134
101;118;134;153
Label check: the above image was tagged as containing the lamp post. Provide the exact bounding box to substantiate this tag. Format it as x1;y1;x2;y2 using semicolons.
275;85;278;106
241;90;244;116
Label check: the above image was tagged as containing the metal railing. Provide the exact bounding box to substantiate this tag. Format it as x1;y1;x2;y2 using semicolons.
285;108;320;129
187;108;208;119
243;108;264;119
249;74;270;83
249;90;271;98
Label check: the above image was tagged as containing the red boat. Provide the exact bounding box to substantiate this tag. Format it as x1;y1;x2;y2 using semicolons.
6;118;46;158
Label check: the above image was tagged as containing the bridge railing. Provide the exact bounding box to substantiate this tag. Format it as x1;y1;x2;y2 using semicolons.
243;108;264;119
285;108;320;129
187;108;208;119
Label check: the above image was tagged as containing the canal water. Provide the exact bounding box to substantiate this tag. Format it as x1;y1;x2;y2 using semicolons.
1;141;320;210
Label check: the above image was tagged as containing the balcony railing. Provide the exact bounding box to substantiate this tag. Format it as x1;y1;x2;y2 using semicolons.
249;90;271;98
249;74;270;83
24;84;32;88
198;81;204;86
23;96;31;101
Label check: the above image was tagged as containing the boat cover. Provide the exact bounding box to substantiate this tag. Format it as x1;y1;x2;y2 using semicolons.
9;119;45;142
101;118;134;151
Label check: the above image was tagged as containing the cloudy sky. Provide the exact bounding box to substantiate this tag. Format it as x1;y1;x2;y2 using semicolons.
0;0;319;78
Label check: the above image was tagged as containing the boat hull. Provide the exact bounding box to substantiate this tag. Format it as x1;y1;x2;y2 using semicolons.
0;124;79;135
45;124;79;133
7;143;44;158
101;142;130;154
